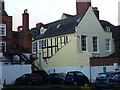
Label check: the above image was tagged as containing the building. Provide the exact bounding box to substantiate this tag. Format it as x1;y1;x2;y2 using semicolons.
0;0;32;63
0;0;32;85
30;0;116;80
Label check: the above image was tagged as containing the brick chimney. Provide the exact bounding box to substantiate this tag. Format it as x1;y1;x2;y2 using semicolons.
22;9;29;31
92;7;99;19
0;0;4;10
76;0;91;15
36;23;43;27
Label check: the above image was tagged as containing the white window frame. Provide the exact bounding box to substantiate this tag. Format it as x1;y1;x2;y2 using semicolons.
38;40;42;50
40;27;46;35
32;42;37;53
93;36;99;53
38;40;46;50
105;39;111;52
81;35;88;52
0;24;6;36
0;42;6;53
105;26;111;32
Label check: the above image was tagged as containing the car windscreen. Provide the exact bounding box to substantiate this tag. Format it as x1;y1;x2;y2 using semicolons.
97;73;109;78
112;73;120;80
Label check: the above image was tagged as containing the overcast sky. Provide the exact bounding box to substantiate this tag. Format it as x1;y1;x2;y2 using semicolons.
4;0;120;30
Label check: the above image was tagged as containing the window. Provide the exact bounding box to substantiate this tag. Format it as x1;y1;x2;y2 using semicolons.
38;40;42;50
0;42;6;53
38;40;46;50
93;37;98;52
0;24;6;36
42;40;46;48
81;35;87;52
40;27;47;35
105;26;111;32
32;42;36;53
106;39;111;52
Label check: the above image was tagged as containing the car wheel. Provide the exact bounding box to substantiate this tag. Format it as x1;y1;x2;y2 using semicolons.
74;81;77;85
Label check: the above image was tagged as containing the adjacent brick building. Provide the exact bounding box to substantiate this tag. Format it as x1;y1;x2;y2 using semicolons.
0;0;32;62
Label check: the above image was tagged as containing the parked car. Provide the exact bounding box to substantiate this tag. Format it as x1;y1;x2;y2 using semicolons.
32;70;48;83
94;71;116;88
15;73;44;85
109;72;120;88
64;71;89;85
47;73;66;84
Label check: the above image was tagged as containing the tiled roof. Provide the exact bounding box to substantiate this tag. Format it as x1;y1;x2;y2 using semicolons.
112;26;120;39
30;13;85;40
99;20;120;39
99;20;115;32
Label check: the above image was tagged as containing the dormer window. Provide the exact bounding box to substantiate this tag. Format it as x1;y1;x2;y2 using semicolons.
0;24;6;36
40;27;46;35
105;26;111;32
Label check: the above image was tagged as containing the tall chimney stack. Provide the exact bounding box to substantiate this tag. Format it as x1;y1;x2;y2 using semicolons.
0;0;4;10
76;0;91;15
22;9;29;31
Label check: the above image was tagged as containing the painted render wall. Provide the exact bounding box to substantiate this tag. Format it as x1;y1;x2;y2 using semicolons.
42;7;115;68
42;34;92;68
76;7;115;57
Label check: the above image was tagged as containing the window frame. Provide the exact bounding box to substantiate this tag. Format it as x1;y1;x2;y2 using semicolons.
93;36;99;53
81;35;88;52
32;42;37;53
0;24;6;36
105;26;111;32
105;39;111;52
38;40;42;50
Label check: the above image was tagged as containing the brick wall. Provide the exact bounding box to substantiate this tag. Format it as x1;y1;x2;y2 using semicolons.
90;57;120;66
1;16;13;53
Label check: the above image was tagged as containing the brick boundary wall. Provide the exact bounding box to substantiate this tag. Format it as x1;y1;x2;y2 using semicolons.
90;57;120;66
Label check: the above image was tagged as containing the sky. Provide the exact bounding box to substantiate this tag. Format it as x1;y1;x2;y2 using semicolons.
4;0;120;31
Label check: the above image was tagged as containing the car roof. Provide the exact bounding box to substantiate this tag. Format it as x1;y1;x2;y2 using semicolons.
67;71;82;73
98;71;116;74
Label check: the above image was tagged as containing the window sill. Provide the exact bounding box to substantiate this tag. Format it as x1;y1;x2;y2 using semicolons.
93;52;99;54
105;50;111;52
81;51;88;53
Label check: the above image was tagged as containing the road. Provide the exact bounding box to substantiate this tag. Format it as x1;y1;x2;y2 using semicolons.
1;84;119;90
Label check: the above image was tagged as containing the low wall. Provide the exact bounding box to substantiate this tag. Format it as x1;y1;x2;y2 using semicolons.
1;64;31;85
44;65;120;83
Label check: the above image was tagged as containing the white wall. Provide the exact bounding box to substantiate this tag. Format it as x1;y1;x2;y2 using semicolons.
44;65;120;83
44;66;90;80
0;62;2;85
2;64;31;85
